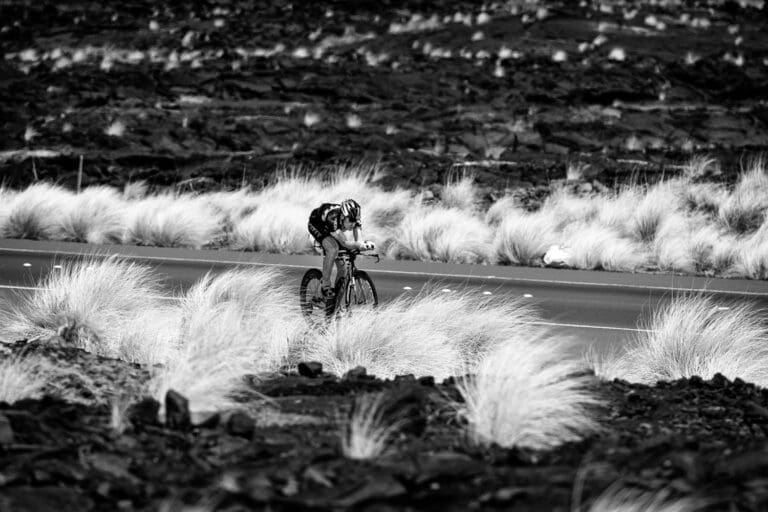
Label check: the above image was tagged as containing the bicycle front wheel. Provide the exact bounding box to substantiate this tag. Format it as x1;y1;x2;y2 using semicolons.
300;268;332;325
351;270;378;308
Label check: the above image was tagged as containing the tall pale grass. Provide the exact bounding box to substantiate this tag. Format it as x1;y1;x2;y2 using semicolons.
115;306;183;365
230;200;313;253
686;226;738;276
562;224;645;272
0;183;72;240
250;165;412;253
202;187;260;223
682;154;720;181
180;267;303;373
362;188;414;253
122;195;223;249
148;303;267;412
305;304;461;380
2;158;768;277
630;183;679;244
0;256;165;358
718;157;768;234
149;268;303;411
363;187;413;230
1;258;303;411
342;392;406;459
0;354;54;404
588;486;702;512
388;207;492;264
595;188;642;235
0;187;16;235
485;196;520;226
456;331;601;450
541;188;598;229
304;289;539;380
733;229;768;279
683;182;727;217
53;186;126;244
395;289;541;365
652;213;698;274
122;181;149;201
257;165;376;208
589;295;768;386
441;174;480;212
494;210;558;265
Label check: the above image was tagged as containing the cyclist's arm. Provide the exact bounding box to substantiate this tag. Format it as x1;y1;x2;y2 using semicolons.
332;229;365;251
352;225;362;242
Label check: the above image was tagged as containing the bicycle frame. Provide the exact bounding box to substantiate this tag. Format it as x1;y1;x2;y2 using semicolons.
332;249;379;315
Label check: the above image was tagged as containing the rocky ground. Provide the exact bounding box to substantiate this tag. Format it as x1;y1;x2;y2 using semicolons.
2;0;767;197
2;340;768;511
3;2;768;510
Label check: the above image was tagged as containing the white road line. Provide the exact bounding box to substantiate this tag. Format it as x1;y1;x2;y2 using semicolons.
0;284;647;332
2;247;766;296
530;320;652;333
0;284;178;301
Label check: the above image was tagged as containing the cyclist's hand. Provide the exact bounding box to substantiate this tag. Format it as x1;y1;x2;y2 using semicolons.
361;240;375;251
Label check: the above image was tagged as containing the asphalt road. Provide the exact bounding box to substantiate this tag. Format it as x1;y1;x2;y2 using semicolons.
2;238;768;355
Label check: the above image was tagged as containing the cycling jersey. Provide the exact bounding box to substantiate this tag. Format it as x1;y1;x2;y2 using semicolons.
308;203;361;243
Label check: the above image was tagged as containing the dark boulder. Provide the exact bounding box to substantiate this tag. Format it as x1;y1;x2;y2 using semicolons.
226;411;255;439
165;389;190;430
298;361;323;378
127;396;160;426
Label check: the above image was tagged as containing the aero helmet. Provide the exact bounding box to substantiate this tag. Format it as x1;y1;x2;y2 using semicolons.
340;199;361;222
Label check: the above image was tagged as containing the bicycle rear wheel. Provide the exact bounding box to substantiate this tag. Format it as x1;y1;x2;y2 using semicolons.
299;269;333;325
352;270;378;308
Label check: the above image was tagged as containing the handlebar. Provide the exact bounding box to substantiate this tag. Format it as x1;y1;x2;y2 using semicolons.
337;249;380;263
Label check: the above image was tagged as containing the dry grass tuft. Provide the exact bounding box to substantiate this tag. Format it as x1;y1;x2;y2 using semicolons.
229;200;313;253
589;295;768;386
630;183;679;244
494;210;558;265
441;173;480;212
109;394;134;434
682;155;720;181
718;156;768;235
149;267;302;411
305;304;460;380
388;207;492;264
0;183;72;240
683;182;727;217
588;486;703;512
123;195;223;249
563;224;645;272
542;188;598;229
305;289;539;380
1;158;768;277
342;392;406;459
485;195;520;226
456;332;601;450
53;186;126;244
733;233;768;279
0;353;54;404
0;256;165;358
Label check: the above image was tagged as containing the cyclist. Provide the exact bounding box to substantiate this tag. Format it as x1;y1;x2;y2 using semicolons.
307;199;374;299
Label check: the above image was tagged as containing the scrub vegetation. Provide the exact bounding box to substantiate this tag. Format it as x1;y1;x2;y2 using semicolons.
1;157;767;279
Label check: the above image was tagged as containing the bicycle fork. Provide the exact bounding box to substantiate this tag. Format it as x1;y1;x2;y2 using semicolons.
335;253;355;314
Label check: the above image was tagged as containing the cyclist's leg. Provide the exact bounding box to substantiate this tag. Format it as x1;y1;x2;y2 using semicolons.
334;252;346;290
321;236;339;294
